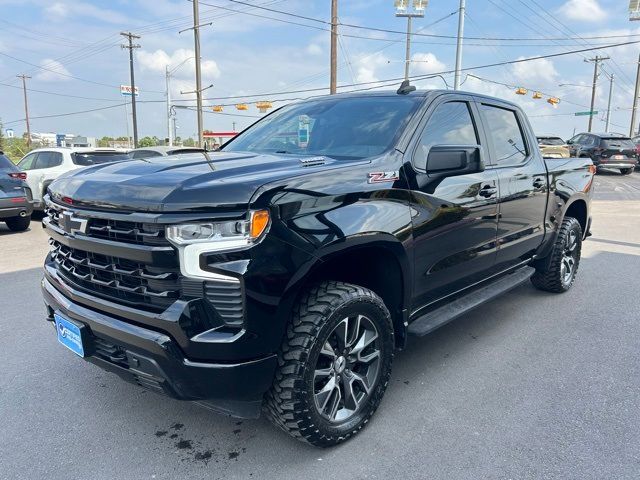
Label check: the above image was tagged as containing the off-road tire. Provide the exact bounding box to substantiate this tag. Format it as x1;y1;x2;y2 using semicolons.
531;217;582;293
620;168;633;175
4;215;31;232
264;281;394;447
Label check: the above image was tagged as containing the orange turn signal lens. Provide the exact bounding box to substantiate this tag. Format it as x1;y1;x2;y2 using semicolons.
250;210;270;239
588;165;597;175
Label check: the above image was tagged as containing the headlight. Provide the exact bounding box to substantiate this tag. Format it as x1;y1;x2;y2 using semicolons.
166;209;270;249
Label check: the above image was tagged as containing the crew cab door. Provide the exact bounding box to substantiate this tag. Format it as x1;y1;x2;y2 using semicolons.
403;96;500;309
476;101;548;271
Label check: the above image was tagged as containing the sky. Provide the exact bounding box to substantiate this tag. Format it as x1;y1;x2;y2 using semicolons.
1;0;640;141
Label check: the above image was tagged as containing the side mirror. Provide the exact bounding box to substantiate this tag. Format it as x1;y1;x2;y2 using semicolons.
566;139;573;145
426;145;484;178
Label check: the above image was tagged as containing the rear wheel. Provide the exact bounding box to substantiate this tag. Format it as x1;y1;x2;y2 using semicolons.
264;281;394;447
4;215;31;232
531;217;582;293
620;168;633;175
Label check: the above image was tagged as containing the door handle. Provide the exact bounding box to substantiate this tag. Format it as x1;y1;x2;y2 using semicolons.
532;178;546;189
478;185;497;198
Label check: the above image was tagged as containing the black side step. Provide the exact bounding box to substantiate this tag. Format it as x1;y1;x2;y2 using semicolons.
407;266;535;337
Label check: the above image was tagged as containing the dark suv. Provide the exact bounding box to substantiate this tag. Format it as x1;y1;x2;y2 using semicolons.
0;151;33;231
567;132;637;174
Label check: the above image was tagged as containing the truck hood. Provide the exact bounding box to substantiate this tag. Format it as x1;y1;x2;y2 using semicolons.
49;151;362;212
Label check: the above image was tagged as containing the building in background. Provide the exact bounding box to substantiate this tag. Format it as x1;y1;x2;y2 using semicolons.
29;132;96;148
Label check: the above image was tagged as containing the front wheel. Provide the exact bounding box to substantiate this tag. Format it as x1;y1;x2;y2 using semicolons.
264;281;394;447
620;168;633;175
531;217;582;293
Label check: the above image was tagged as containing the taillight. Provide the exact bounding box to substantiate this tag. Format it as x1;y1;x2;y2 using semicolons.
8;172;27;180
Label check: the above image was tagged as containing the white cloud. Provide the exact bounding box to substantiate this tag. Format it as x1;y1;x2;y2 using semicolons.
306;43;322;56
35;59;71;82
558;0;607;23
511;57;558;84
137;49;221;81
44;1;130;24
410;52;446;75
354;52;389;83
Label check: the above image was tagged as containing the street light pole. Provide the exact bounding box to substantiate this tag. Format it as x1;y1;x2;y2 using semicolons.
605;73;614;133
395;1;426;82
454;0;466;90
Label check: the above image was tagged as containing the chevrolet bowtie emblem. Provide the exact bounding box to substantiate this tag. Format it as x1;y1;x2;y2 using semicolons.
59;211;88;236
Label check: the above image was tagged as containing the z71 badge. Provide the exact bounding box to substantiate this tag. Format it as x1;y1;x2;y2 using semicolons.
368;171;400;184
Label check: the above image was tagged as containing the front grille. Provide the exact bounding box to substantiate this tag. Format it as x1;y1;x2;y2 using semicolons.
50;240;180;311
45;203;168;246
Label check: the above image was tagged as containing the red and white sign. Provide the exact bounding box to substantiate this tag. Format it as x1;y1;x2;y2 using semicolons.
120;85;139;97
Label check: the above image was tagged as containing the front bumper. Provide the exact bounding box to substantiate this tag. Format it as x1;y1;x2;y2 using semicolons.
42;275;278;417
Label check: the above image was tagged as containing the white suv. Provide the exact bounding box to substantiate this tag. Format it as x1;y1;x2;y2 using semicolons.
16;148;130;209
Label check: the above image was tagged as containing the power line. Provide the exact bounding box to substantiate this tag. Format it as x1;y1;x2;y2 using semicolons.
0;81;124;102
4;103;129;126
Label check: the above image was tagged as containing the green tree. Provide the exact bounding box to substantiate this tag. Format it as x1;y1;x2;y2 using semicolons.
137;136;156;148
97;136;114;147
4;137;29;163
183;137;195;147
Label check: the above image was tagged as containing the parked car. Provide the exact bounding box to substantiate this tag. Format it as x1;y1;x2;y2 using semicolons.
42;89;594;447
16;148;131;209
536;135;570;158
631;135;640;169
567;132;637;174
0;150;33;231
129;146;208;159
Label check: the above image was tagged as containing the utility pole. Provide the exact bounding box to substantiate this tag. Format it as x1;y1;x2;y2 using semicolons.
166;66;173;146
454;0;466;90
630;53;640;137
193;0;204;147
121;32;141;147
330;0;338;94
395;1;426;82
605;73;614;133
16;74;31;148
586;55;608;133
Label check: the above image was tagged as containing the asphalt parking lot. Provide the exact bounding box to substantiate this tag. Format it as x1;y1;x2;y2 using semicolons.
1;169;639;480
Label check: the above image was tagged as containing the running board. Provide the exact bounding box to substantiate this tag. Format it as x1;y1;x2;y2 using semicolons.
407;266;535;337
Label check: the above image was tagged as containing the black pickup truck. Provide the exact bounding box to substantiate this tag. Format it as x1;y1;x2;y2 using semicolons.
41;89;594;447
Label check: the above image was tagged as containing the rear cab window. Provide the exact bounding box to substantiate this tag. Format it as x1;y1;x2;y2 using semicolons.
480;104;529;166
72;152;131;166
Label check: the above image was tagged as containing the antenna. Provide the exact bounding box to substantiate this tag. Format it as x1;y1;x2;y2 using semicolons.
396;80;416;95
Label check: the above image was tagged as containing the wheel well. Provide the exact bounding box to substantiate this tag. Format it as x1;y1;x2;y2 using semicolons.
564;200;587;234
301;246;406;348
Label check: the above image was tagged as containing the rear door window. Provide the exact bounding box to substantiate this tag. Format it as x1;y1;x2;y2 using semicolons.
480;104;528;166
34;151;63;169
18;152;38;171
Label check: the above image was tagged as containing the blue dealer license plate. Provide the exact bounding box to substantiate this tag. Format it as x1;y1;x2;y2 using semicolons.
54;313;85;357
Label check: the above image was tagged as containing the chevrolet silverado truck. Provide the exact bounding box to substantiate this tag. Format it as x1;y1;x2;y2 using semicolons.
41;88;594;447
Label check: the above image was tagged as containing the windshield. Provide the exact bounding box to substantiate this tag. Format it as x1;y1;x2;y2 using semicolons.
537;137;564;146
601;138;635;149
223;96;422;159
72;152;131;166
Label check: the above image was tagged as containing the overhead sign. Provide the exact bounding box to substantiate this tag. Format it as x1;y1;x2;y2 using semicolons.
120;85;139;97
574;111;598;116
5;128;14;138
